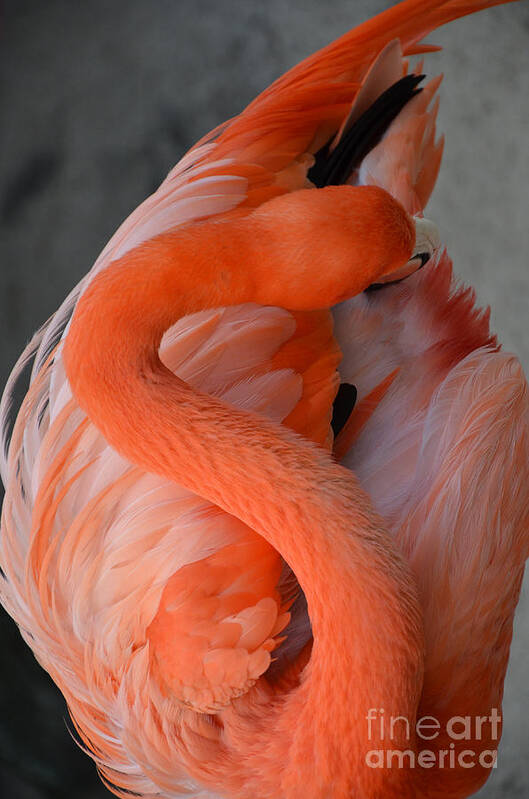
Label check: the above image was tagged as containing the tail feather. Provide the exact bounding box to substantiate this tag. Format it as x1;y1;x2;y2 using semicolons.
211;0;516;167
354;73;445;214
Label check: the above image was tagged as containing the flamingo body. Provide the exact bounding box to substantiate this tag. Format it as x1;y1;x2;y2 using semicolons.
1;1;528;798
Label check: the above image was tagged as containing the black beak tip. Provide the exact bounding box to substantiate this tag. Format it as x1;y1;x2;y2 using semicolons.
365;251;433;293
416;252;431;268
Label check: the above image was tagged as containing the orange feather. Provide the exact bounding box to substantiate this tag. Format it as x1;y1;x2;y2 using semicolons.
1;2;526;798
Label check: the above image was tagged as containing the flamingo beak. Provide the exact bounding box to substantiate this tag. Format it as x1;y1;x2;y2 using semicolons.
367;216;440;290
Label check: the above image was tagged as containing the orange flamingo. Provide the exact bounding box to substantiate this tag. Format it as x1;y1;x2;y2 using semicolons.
1;1;527;798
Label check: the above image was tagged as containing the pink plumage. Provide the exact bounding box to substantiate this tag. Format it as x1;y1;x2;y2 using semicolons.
1;1;527;798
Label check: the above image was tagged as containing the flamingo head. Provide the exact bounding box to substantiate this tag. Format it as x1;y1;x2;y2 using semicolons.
249;185;440;309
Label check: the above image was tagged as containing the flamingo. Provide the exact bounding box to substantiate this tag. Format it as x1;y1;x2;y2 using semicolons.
1;0;527;797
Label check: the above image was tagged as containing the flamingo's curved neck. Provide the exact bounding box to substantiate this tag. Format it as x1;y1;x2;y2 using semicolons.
64;216;423;797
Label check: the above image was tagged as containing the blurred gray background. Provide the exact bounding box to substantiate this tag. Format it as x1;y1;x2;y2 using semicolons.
1;1;528;797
